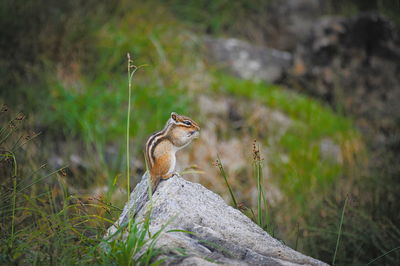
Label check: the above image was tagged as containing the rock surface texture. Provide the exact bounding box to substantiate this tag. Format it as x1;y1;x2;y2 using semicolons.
107;173;327;265
205;12;400;156
289;12;400;141
205;38;292;83
258;0;325;51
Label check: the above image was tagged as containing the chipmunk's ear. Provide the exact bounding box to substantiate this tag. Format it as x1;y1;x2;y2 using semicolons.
171;112;178;121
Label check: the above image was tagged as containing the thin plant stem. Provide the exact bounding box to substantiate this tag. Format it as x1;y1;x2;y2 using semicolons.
365;246;400;266
295;223;300;250
10;175;17;249
256;160;262;226
216;155;238;208
332;196;348;265
6;150;18;249
126;53;141;231
127;53;133;205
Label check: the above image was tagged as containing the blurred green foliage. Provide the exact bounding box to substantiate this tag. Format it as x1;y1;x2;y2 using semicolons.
211;73;360;214
0;111;166;265
331;0;400;24
1;0;399;265
166;0;271;33
42;1;199;171
0;0;117;96
167;0;400;41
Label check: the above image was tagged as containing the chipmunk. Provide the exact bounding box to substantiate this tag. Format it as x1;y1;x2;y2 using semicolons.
145;112;200;191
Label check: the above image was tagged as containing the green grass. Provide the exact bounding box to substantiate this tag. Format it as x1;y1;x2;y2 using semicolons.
2;5;197;262
15;0;361;210
46;79;190;144
40;3;199;179
215;155;238;209
166;0;400;37
36;3;363;260
211;72;361;210
0;112;105;264
0;69;167;266
216;141;273;234
252;141;272;233
332;196;348;265
5;0;395;265
98;214;166;266
166;0;272;34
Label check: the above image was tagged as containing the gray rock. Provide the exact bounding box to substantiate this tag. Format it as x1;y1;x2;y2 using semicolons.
287;12;400;147
106;173;327;265
319;139;342;164
262;0;326;51
205;38;292;83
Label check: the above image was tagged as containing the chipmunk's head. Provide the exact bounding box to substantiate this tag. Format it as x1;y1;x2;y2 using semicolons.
168;112;200;148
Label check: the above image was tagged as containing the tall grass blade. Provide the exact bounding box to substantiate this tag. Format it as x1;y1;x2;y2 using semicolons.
255;159;262;227
365;246;400;266
216;155;238;208
10;174;17;249
332;196;348;265
126;53;134;209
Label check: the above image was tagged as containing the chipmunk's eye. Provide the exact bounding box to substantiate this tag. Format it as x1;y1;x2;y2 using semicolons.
183;120;192;126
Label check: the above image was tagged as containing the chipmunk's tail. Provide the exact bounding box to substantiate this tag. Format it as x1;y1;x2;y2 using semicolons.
150;174;160;194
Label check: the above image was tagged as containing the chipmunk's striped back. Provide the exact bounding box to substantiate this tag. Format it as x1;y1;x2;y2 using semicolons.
145;122;173;169
144;112;200;192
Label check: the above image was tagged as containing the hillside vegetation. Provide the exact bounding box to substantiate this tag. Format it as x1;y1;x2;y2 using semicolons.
1;0;398;265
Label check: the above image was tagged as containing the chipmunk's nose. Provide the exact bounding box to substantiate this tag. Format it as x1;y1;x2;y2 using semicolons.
192;130;200;138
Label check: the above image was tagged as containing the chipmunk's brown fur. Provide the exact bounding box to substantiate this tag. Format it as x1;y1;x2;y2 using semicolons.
145;112;200;191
